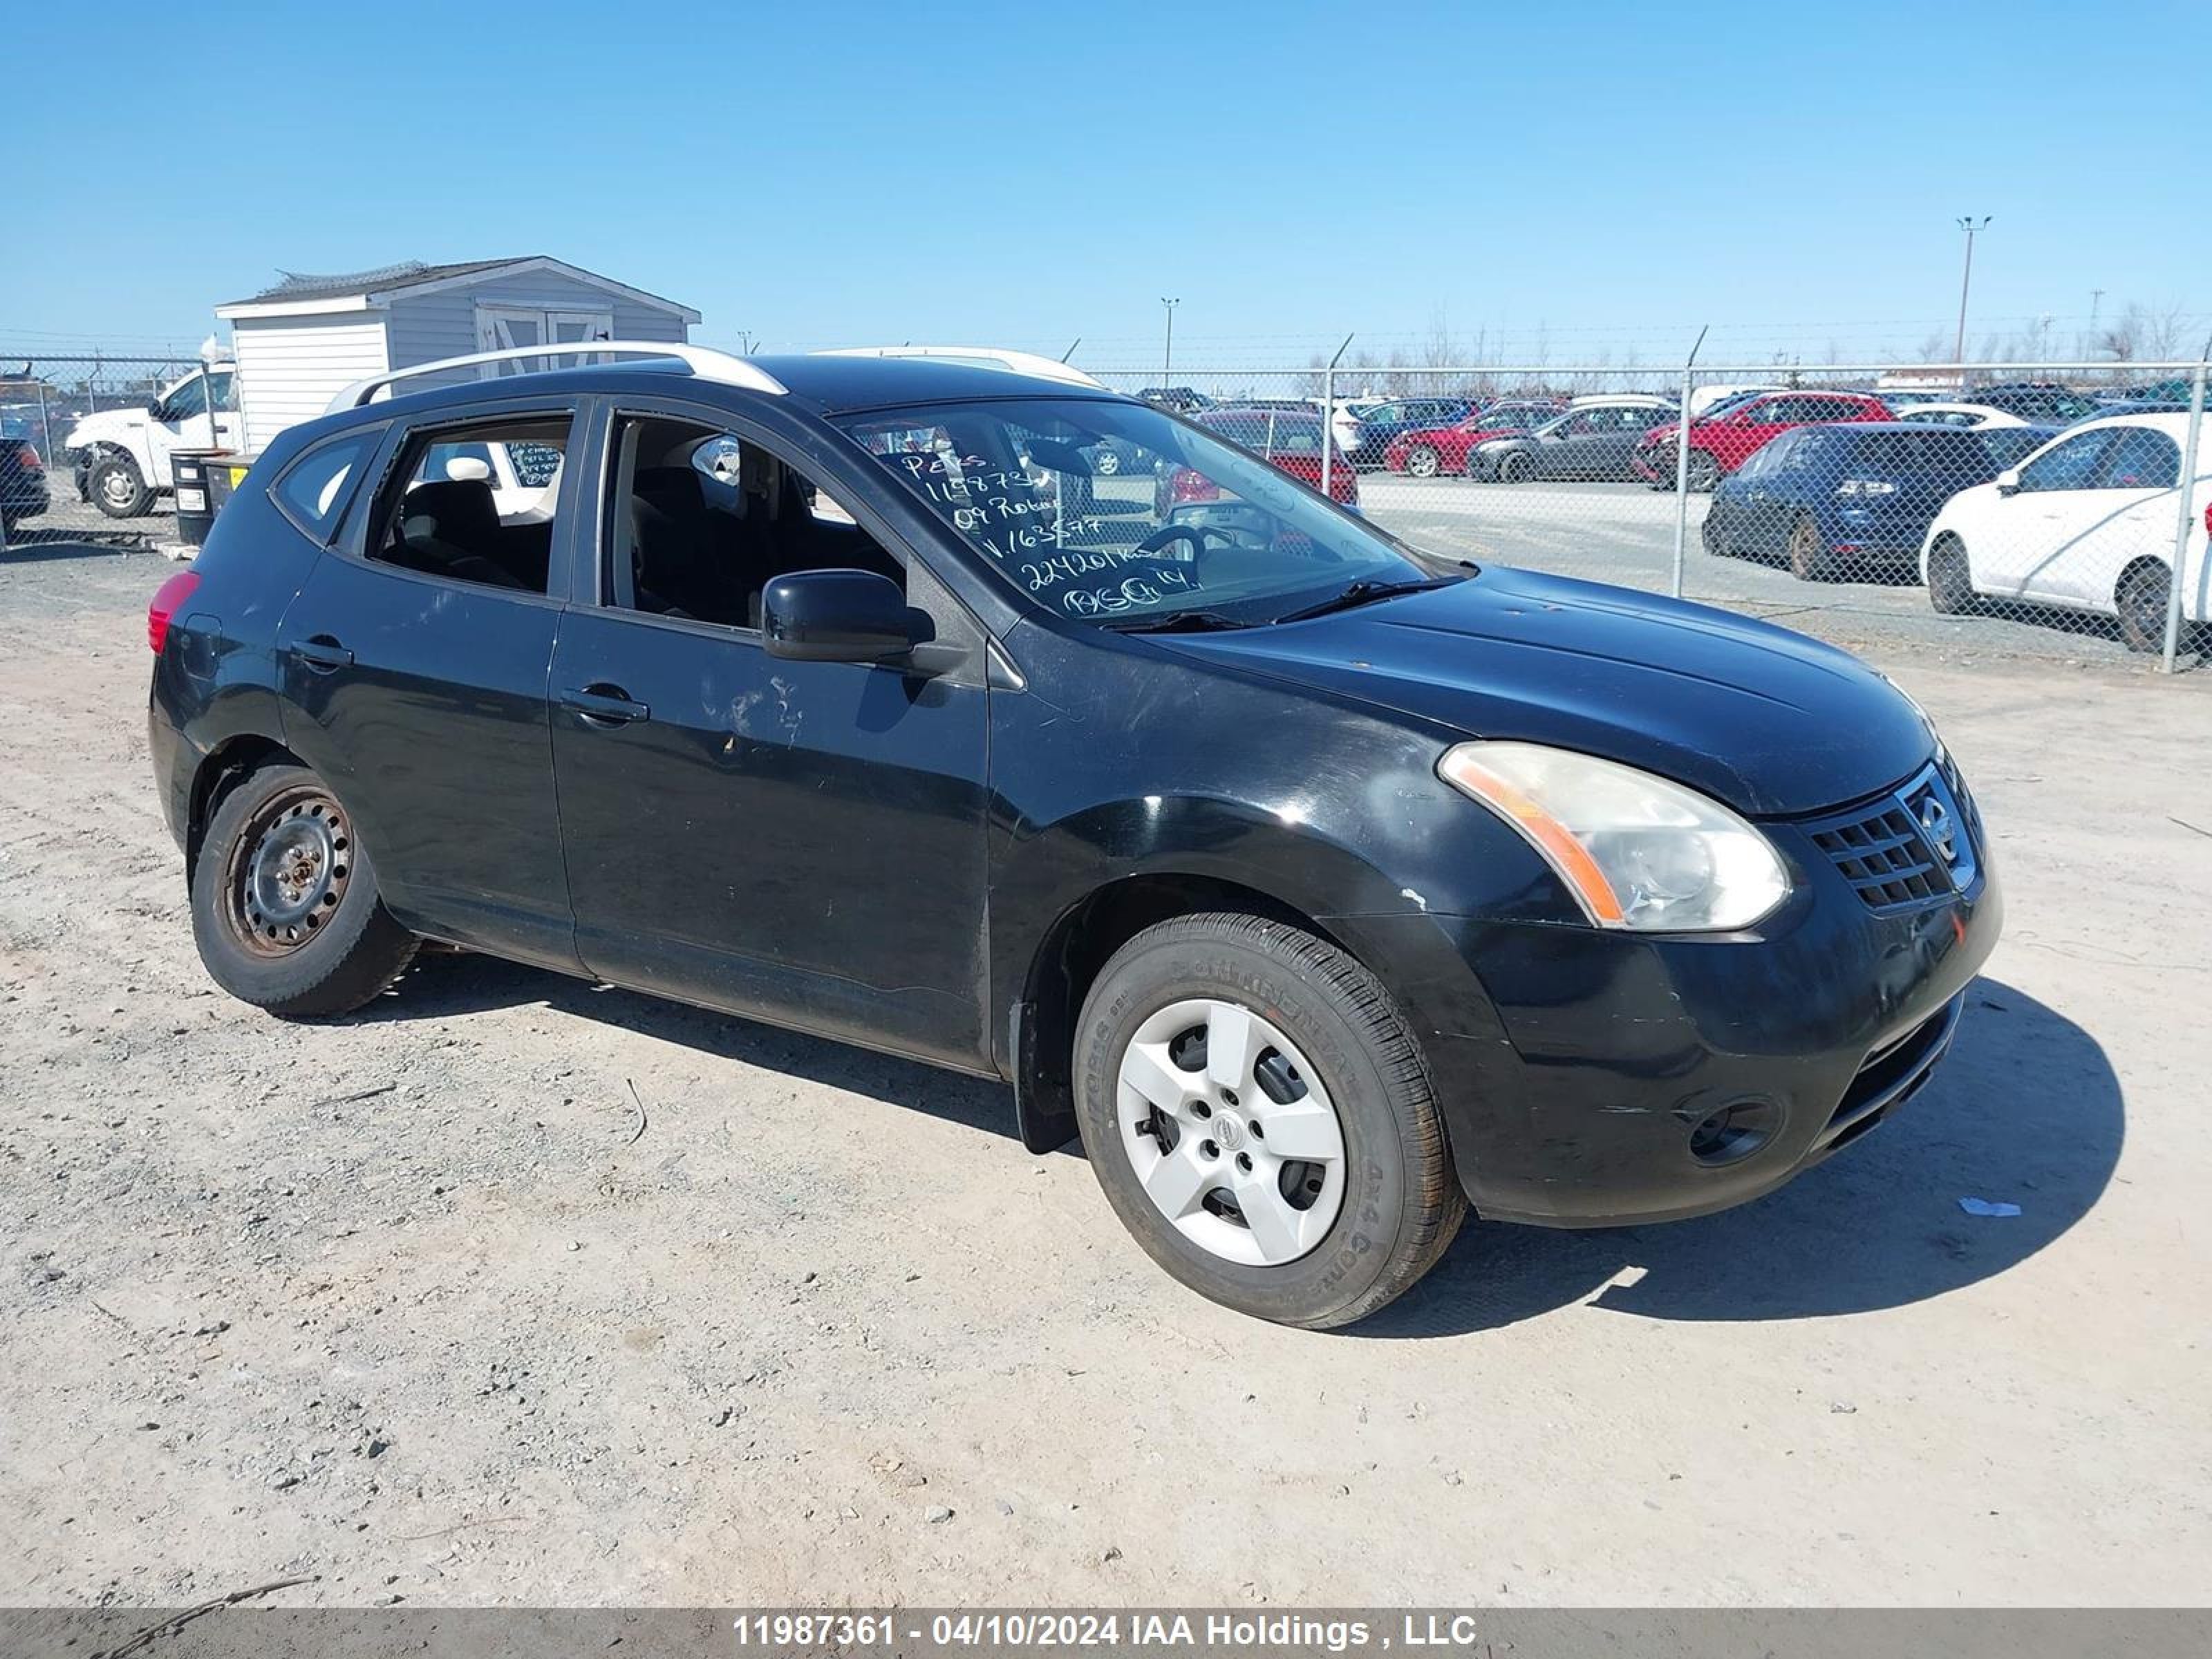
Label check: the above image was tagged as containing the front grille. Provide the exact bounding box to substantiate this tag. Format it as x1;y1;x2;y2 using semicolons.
1808;801;1949;910
1805;759;1980;914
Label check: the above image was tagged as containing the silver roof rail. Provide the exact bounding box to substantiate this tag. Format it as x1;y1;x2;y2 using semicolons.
326;341;786;413
811;345;1107;390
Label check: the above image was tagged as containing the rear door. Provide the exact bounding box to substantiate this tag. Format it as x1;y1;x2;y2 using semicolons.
273;397;583;971
2041;424;2184;609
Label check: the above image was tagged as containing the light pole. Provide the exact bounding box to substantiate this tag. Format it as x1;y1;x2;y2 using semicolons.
1160;297;1179;391
1953;216;1990;377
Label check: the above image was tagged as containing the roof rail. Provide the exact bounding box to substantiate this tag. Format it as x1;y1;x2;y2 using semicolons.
811;346;1106;390
326;341;785;413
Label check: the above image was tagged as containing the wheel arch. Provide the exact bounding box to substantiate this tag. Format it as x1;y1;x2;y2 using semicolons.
1008;867;1353;1156
187;735;307;883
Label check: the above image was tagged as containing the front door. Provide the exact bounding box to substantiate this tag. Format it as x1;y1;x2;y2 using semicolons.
548;402;993;1067
273;402;584;972
147;369;243;486
1976;429;2121;602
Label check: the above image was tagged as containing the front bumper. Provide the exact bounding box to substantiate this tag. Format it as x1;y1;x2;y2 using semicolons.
1335;794;2003;1228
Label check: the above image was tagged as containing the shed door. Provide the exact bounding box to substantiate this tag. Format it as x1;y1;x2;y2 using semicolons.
475;304;615;375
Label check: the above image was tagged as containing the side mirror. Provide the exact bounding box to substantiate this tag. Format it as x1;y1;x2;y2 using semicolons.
762;569;917;664
1994;469;2023;496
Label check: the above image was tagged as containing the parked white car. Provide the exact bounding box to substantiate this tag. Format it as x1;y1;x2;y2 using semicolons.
1893;402;2029;430
64;364;243;517
1920;413;2211;651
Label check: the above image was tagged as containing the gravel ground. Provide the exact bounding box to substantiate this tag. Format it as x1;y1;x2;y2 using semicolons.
2;544;2208;1609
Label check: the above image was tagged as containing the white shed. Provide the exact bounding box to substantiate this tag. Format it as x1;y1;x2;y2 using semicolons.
214;256;702;451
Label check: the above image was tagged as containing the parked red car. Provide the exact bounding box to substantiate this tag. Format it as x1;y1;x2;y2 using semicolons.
1633;390;1894;491
1165;407;1360;509
1382;400;1568;477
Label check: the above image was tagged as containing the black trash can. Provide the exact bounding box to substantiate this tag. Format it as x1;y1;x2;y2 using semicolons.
170;449;231;548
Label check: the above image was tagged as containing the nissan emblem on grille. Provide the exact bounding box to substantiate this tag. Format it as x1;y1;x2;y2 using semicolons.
1916;793;1957;864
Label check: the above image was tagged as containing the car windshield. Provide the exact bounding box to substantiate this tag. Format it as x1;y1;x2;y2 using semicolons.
836;397;1436;628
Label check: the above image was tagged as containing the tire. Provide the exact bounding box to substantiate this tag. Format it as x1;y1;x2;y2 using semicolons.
89;453;152;518
1685;449;1722;493
1499;451;1534;485
189;764;420;1018
1926;536;1981;615
2115;560;2172;653
1644;444;1678;491
1404;444;1441;479
1701;510;1730;558
1787;515;1837;583
1093;448;1122;477
1073;912;1465;1329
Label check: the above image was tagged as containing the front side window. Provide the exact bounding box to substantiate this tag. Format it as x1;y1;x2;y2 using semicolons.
369;412;574;592
603;414;891;630
2017;431;2112;493
838;397;1432;628
161;375;209;420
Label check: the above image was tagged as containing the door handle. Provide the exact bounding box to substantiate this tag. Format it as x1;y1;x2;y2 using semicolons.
292;635;353;672
561;684;650;726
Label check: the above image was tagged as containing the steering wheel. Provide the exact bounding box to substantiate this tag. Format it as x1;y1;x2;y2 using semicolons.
1135;522;1235;566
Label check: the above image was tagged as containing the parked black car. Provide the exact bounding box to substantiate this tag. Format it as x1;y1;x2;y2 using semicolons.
1702;421;2046;581
1;425;50;532
147;347;1998;1328
1471;400;1678;483
1346;396;1480;467
1136;386;1215;415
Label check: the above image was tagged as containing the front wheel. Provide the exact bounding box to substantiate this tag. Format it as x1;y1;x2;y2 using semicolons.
190;764;420;1017
88;453;152;518
2115;561;2172;653
1074;913;1465;1329
1685;449;1722;493
1093;448;1122;476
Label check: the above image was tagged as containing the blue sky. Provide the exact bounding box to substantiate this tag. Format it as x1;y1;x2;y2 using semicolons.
8;1;2207;370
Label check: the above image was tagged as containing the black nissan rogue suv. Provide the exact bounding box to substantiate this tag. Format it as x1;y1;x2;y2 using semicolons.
145;344;2000;1328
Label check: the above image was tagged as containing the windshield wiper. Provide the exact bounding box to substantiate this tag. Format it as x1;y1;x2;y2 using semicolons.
1105;610;1254;635
1271;576;1456;625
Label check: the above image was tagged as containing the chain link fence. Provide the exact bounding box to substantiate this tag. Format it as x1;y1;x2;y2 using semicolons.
0;354;238;552
6;340;2206;674
1090;360;2211;674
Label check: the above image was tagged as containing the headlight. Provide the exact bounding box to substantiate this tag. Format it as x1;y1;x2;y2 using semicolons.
1437;741;1789;932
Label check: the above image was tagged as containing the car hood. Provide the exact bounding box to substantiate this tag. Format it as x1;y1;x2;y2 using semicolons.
1154;568;1933;817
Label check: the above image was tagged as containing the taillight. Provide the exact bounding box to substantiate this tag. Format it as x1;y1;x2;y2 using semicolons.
2204;500;2211;538
147;570;200;653
1331;460;1359;505
12;443;38;471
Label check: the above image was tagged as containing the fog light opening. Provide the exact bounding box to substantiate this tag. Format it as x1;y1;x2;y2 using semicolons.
1685;1098;1780;1167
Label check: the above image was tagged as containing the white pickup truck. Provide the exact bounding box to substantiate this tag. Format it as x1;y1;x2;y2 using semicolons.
64;364;243;517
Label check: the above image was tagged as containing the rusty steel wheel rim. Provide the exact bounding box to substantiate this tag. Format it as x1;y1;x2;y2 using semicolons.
223;787;352;956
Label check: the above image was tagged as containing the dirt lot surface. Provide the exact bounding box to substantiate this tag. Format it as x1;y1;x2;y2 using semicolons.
3;545;2208;1609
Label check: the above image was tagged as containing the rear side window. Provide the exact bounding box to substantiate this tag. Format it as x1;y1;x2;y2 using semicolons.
2099;427;2181;489
272;433;378;539
368;413;575;593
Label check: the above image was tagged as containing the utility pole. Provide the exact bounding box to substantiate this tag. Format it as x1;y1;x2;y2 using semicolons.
1160;297;1179;391
1953;216;1991;374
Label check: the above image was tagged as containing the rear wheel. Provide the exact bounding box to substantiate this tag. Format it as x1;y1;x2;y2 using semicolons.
190;764;419;1017
1074;912;1464;1329
1927;536;1981;615
1701;509;1731;558
1499;451;1534;485
2115;560;2172;653
1093;448;1122;476
1788;515;1838;582
1404;444;1441;479
89;453;151;518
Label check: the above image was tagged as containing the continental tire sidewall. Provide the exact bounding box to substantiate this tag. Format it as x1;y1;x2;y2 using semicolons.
1074;916;1452;1328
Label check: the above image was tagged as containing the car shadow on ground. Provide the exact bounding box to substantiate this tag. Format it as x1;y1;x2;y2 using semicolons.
366;962;2116;1334
1360;977;2120;1338
368;948;1035;1150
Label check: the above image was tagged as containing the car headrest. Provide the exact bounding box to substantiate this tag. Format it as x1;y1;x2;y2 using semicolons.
400;478;500;550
